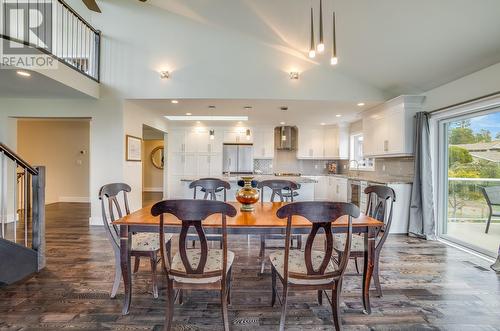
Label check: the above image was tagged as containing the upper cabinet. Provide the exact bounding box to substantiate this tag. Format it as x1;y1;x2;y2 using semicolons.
223;129;253;144
252;128;274;159
297;125;349;160
362;95;425;158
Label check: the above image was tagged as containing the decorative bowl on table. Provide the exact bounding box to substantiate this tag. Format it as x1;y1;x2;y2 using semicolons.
236;176;260;212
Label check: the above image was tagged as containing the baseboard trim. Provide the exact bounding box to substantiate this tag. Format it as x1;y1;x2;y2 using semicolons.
143;187;163;193
59;196;90;203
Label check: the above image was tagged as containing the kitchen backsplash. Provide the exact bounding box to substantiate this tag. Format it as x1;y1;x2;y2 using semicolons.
254;150;337;175
338;157;415;182
254;154;414;182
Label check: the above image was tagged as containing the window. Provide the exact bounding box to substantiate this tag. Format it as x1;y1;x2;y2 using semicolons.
350;133;374;170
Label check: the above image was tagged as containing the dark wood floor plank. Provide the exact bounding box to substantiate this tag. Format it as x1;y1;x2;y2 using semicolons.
1;202;499;330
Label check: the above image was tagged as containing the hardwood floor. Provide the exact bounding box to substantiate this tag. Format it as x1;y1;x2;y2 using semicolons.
1;202;499;330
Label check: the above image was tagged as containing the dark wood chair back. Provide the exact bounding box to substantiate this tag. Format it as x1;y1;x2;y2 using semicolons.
190;178;231;201
98;183;131;249
276;201;360;282
258;179;299;202
151;200;237;280
364;185;396;250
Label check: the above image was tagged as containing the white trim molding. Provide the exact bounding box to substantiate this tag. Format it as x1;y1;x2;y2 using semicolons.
59;196;91;203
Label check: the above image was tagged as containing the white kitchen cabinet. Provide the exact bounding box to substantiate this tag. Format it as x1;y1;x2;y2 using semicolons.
169;130;187;153
252;128;274;159
223;129;253;143
363;95;424;157
297;127;324;159
311;176;329;200
297;125;349;160
329;177;348;202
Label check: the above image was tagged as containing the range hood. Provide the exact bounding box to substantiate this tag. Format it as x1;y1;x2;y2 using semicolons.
275;126;298;150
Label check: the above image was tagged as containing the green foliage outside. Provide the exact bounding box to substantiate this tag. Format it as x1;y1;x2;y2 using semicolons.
447;124;500;220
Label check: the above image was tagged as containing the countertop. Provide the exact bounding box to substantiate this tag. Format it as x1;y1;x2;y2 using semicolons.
302;174;413;185
180;175;318;184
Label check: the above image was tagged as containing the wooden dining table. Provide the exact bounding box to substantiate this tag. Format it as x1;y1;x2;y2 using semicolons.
112;201;383;316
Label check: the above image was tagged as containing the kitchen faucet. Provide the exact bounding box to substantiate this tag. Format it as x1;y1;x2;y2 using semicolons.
349;160;360;177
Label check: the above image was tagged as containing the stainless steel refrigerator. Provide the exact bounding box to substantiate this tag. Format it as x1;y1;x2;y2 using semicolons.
222;144;253;174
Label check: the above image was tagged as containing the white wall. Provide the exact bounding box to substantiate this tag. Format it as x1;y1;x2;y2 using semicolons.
123;101;169;212
424;62;500;111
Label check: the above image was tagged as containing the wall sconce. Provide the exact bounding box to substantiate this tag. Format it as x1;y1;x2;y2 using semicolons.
209;129;215;140
246;129;251;141
160;71;170;79
289;72;299;80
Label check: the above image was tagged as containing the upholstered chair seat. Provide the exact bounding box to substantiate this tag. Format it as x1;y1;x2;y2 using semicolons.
131;233;173;251
171;249;235;283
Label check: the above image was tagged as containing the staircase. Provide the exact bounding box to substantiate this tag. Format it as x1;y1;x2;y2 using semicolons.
0;143;45;286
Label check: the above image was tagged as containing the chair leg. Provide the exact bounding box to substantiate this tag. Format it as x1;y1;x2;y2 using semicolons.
150;253;159;299
317;290;323;305
192;240;196;248
331;280;343;331
373;255;382;298
354;257;360;274
164;279;175;331
260;235;266;274
227;268;232;305
221;287;230;331
110;262;121;299
279;285;289;331
177;289;183;305
271;266;277;307
220;238;223;249
297;235;302;250
166;240;172;264
133;256;140;273
486;214;492;234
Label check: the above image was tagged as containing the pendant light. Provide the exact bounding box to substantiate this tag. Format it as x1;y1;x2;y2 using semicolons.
308;7;316;58
330;11;338;65
317;0;324;53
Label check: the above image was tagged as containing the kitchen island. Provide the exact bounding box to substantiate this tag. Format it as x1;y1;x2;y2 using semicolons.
176;175;317;201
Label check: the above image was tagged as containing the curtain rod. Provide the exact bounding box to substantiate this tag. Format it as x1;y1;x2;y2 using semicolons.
429;90;500;114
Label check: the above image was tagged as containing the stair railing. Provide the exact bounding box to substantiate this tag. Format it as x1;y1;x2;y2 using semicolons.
0;143;45;270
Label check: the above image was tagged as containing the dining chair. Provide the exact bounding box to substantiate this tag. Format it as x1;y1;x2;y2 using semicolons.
189;178;231;248
98;183;172;299
151;199;237;331
480;186;500;234
333;185;395;297
271;201;360;331
257;179;302;274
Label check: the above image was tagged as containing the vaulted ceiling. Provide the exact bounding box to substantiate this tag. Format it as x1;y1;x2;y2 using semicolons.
143;0;500;96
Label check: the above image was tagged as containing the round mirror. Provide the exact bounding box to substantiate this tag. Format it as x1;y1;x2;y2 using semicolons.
151;146;164;169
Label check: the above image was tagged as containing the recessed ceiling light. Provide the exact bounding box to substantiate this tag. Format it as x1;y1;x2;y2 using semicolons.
289;72;299;80
357;102;365;107
208;105;216;109
17;70;31;77
186;112;192;116
320;123;326;126
280;106;288;111
165;116;248;121
244;106;252;110
280;121;286;125
160;71;170;79
171;100;179;104
196;121;201;124
335;114;342;118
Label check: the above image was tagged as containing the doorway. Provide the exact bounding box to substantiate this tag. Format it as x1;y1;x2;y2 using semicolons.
437;108;500;256
142;125;166;206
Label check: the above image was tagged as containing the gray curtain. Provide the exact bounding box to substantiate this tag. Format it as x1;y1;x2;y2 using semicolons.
409;112;436;239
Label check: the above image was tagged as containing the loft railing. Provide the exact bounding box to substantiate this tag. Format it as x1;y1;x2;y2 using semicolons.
0;143;45;271
0;0;101;82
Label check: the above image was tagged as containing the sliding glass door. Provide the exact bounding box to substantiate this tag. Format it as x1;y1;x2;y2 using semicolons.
439;109;500;256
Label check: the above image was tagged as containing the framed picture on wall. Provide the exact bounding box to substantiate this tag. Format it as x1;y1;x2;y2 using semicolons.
126;135;142;161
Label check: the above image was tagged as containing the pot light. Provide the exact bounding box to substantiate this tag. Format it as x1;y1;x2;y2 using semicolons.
165;115;248;121
280;121;286;125
320;123;326;126
336;114;342;118
186;113;192;116
17;70;31;77
357;102;365;107
171;100;179;104
208;105;216;109
244;106;253;110
160;71;170;79
289;72;299;80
